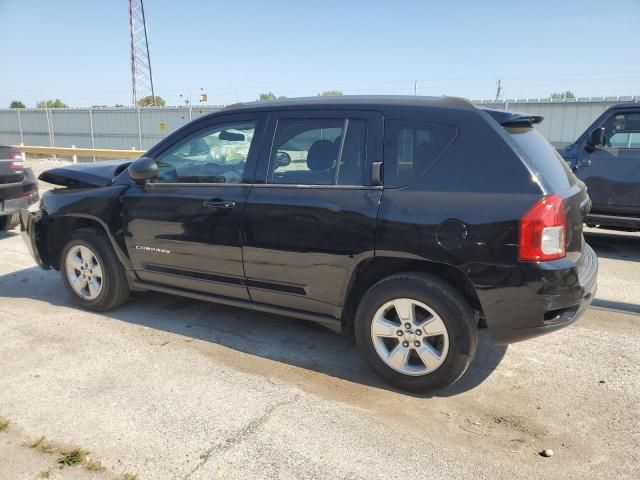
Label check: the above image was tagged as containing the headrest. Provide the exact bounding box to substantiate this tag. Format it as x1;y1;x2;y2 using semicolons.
307;140;336;171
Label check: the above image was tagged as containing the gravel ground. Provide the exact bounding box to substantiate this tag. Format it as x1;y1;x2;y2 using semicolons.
0;160;638;479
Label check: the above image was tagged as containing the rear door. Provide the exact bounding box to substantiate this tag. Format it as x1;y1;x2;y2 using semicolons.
574;109;640;213
122;113;266;300
242;110;383;317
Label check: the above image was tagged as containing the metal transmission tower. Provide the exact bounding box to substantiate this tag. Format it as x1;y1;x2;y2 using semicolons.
129;0;156;106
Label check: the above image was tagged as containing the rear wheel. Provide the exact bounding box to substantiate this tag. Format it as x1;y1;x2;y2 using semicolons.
355;272;477;393
60;231;129;311
0;213;20;231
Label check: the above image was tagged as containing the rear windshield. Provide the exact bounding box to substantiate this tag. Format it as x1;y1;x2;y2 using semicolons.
506;127;576;192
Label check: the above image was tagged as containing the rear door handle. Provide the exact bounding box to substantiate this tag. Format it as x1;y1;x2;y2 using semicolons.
203;199;236;209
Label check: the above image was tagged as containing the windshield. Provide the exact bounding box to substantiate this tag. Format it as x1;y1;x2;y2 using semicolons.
506;126;576;193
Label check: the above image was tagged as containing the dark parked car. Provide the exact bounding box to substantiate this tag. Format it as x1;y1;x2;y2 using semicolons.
0;145;39;231
558;102;640;230
21;96;597;392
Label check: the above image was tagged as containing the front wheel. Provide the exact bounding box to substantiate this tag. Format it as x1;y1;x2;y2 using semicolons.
60;230;130;311
355;272;477;393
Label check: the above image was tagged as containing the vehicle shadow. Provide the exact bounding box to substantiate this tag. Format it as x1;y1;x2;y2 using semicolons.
585;228;640;263
0;230;19;240
0;266;507;398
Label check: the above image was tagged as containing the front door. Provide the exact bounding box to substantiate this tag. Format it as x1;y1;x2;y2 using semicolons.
242;111;383;317
575;109;640;213
122;113;266;299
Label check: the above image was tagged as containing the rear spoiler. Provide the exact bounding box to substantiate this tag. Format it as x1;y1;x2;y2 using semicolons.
482;108;544;127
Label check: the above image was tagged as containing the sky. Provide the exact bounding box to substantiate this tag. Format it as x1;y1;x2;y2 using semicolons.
1;0;639;108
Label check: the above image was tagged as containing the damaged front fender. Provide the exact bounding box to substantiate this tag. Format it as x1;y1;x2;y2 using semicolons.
20;208;51;269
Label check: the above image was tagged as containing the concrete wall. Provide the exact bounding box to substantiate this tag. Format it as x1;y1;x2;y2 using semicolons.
1;97;638;152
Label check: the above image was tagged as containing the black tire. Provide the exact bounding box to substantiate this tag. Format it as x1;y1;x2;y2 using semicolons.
355;272;477;393
60;230;130;311
0;213;20;231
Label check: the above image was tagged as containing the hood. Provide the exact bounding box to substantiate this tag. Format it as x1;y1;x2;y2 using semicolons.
39;159;132;188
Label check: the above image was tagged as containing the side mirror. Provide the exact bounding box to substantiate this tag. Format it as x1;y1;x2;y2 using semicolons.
586;127;605;151
128;156;158;182
275;151;292;167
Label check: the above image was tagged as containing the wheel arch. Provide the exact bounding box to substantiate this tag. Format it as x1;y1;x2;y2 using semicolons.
342;256;483;335
45;214;132;271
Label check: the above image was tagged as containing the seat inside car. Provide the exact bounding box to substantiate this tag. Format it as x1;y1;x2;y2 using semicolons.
279;139;336;185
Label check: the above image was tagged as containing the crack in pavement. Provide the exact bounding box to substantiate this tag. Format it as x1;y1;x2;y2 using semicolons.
184;395;300;480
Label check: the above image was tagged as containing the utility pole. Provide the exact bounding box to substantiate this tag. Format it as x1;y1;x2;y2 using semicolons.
494;78;503;101
129;0;156;106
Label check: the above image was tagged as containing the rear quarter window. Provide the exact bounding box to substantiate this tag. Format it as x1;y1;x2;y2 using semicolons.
506;127;576;193
384;120;457;188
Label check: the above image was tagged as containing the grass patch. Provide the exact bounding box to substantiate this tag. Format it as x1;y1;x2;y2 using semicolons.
84;458;106;472
122;474;138;480
57;448;89;467
0;417;8;432
26;433;117;474
27;436;59;454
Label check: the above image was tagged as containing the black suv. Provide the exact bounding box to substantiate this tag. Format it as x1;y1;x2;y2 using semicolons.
0;145;39;231
21;96;597;392
558;102;640;230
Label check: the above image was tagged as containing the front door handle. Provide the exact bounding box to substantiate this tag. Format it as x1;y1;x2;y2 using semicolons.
203;199;236;209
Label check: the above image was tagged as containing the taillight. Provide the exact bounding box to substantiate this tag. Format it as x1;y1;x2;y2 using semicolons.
9;154;24;171
519;194;566;261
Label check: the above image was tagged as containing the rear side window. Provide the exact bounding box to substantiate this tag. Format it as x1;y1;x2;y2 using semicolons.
507;127;575;192
384;120;457;187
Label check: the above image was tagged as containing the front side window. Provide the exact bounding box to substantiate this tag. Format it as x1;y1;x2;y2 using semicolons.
383;120;457;187
269;118;367;186
604;112;640;149
154;121;256;184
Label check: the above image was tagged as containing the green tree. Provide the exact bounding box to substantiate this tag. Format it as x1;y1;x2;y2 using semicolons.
136;95;166;107
36;99;68;108
9;100;25;109
550;91;576;100
318;90;344;96
259;92;287;101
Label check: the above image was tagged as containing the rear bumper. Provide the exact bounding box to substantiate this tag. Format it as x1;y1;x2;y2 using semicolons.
473;243;598;345
1;181;39;215
1;197;29;215
20;209;50;269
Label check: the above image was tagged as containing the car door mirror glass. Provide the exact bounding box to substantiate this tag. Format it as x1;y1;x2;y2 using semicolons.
275;151;291;167
128;156;158;182
586;127;605;150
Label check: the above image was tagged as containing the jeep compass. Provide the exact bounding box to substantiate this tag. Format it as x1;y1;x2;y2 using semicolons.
21;96;598;392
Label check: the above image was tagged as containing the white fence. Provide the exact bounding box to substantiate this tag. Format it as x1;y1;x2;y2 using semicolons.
473;97;638;145
0;106;223;152
1;97;638;153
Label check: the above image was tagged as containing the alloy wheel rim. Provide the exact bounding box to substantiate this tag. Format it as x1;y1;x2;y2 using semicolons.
370;298;449;376
65;245;104;300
